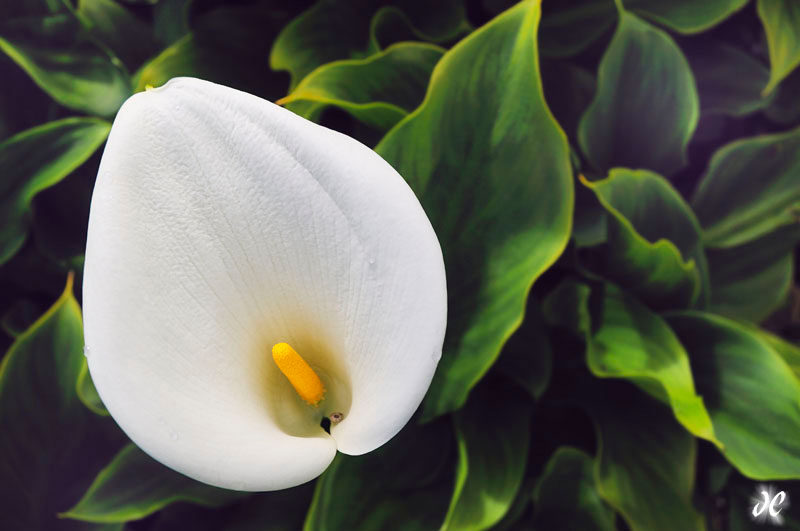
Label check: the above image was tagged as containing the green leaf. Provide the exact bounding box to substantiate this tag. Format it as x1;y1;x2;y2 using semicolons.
441;383;533;530
279;42;443;131
666;312;800;480
588;284;718;445
691;125;800;248
582;383;704;531
538;0;616;58
623;0;748;34
271;0;469;89
0;14;132;117
77;359;108;416
757;329;800;380
705;225;799;322
532;447;616;531
63;443;247;523
304;419;454;530
376;0;573;420
0;275;127;530
77;0;159;70
582;168;708;310
758;0;800;95
685;39;771;116
0;118;110;266
578;12;699;176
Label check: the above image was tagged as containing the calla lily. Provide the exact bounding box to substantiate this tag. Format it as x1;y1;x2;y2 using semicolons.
82;77;447;491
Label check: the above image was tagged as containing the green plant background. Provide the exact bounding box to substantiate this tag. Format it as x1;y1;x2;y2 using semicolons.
0;0;799;529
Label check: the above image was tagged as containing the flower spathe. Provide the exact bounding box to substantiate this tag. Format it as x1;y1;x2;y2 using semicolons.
82;77;447;491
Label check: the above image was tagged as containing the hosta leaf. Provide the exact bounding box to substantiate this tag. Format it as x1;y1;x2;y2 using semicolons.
0;275;126;530
538;0;616;58
624;0;748;34
582;383;703;531
0;14;131;117
532;447;616;531
706;225;799;322
758;0;800;95
582;168;708;310
578;12;699;176
62;443;247;523
271;0;468;89
757;328;800;380
685;39;771;116
278;42;443;131
77;0;158;70
691;125;800;248
0;118;110;266
304;419;454;530
667;312;800;479
588;284;718;444
441;383;533;530
377;0;572;420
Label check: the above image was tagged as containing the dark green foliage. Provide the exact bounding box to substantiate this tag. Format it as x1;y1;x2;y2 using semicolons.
1;0;799;530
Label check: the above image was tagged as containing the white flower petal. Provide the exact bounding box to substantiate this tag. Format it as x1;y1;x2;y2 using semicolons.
83;77;447;490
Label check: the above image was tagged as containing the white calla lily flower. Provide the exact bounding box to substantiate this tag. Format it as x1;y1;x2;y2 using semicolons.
82;77;447;491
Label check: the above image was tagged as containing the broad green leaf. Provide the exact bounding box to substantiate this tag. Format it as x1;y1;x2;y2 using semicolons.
0;14;131;117
494;305;552;399
582;168;708;310
77;0;158;69
583;383;704;531
63;443;246;523
538;0;616;58
491;479;533;531
578;12;699;176
588;284;717;444
667;312;800;479
758;0;800;95
376;0;572;420
271;0;469;89
705;225;799;322
532;447;616;531
624;0;748;34
441;383;533;530
0;275;126;530
541;61;595;139
304;419;454;530
685;39;771;116
691;125;800;248
765;67;800;125
77;359;108;416
758;329;800;380
278;43;443;131
0;118;110;266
